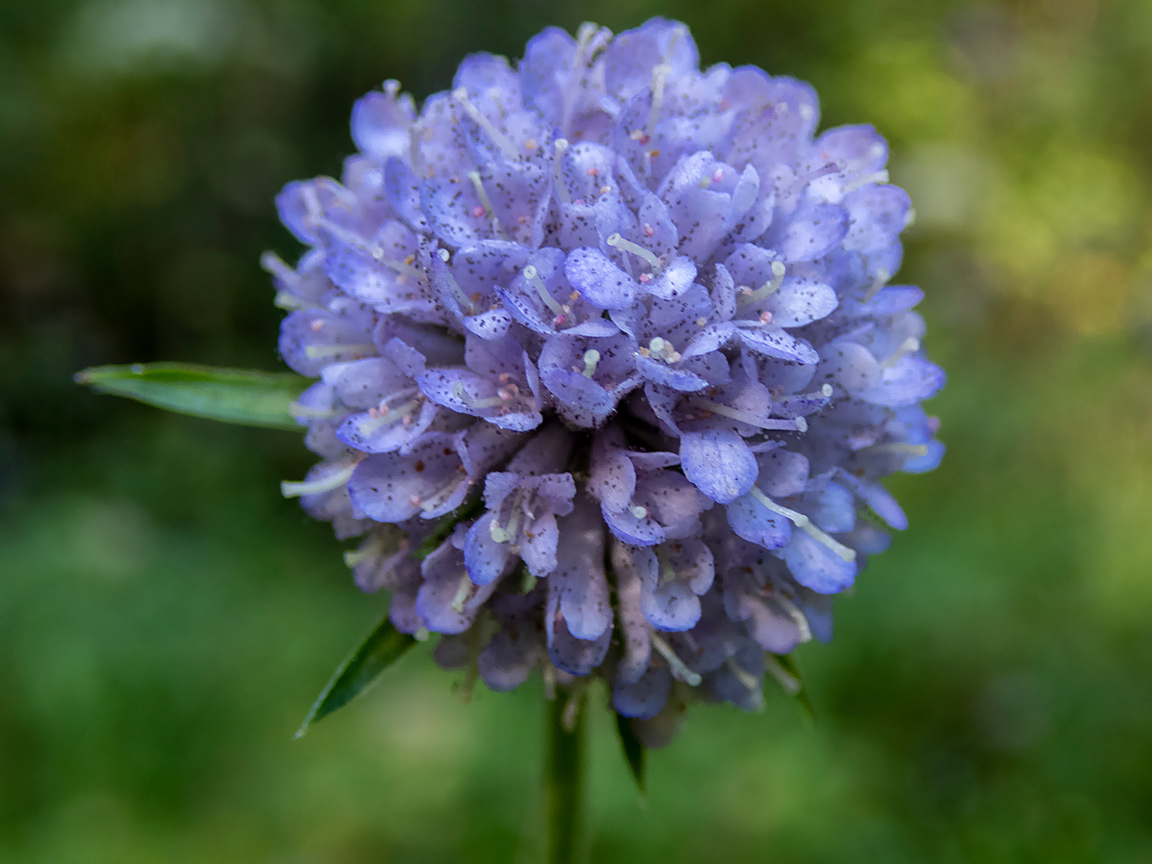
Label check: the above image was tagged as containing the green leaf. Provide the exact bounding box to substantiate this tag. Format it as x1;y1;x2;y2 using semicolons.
295;613;418;738
771;653;816;722
75;363;309;430
614;712;647;801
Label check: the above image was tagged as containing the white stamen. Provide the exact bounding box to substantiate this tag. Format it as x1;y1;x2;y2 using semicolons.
841;169;890;195
274;292;312;311
693;399;806;432
582;349;600;377
881;336;920;369
772;593;814;644
552;138;571;204
361;398;420;433
650;633;701;686
452;87;519;160
629;504;649;520
452;381;513;411
764;655;801;695
280;460;358;499
524;265;564;316
304;343;376;360
343;533;385;568
606;232;662;273
822;383;834;397
749;487;857;562
862;443;930;457
726;657;763;693
737;261;787;306
467;171;505;239
647;63;671;139
451;575;472;613
863;268;891;302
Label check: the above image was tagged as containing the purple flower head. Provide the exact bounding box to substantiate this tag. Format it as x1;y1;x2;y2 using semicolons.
273;17;944;742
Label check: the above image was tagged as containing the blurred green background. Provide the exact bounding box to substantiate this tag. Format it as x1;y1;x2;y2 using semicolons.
3;0;1152;861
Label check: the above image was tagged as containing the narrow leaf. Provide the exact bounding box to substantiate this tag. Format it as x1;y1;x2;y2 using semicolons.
772;653;816;722
614;712;647;801
76;363;309;430
295;613;418;737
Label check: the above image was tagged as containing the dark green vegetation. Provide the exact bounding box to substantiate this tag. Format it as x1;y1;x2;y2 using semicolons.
3;0;1152;860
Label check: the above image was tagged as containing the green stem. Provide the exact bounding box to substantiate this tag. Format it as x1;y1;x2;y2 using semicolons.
544;693;586;864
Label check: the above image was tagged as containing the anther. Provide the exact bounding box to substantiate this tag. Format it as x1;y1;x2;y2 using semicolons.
726;657;763;693
629;504;649;520
606;233;662;273
452;87;519;160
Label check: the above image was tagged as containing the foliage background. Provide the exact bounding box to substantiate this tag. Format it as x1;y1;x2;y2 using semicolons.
3;0;1152;860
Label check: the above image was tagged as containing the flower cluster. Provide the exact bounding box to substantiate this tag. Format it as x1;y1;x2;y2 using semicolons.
268;18;944;742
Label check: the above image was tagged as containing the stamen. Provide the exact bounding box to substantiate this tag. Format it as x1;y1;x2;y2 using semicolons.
606;232;663;273
452;88;519;160
467;171;505;238
749;488;857;562
450;575;472;613
647;63;670;139
650;633;702;686
693;399;807;432
881;337;920;369
442;268;476;314
452;381;513;411
764;655;801;695
771;593;813;643
343;532;385;568
628;504;649;520
280;460;358;498
726;657;762;693
737;261;786;305
552;139;571;205
360;398;420;433
581;349;600;377
841;169;890;195
863;268;891;302
862;443;930;457
289;403;340;420
274;292;311;310
523;265;564;317
304;343;376;360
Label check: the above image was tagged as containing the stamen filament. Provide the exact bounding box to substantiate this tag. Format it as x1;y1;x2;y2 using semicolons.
467;171;506;239
841;169;890;195
862;443;930;457
737;261;786;305
452;88;519;160
726;657;763;693
749;487;857;562
606;232;662;273
863;268;891;302
650;633;702;686
693;399;807;432
304;343;376;360
764;655;801;695
881;336;920;369
552;139;571;205
581;349;600;377
524;265;564;316
451;575;472;613
280;460;358;498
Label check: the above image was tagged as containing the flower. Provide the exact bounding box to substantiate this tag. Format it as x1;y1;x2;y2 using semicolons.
269;17;944;743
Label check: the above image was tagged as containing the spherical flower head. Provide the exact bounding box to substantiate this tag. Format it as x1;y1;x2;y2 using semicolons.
269;18;945;743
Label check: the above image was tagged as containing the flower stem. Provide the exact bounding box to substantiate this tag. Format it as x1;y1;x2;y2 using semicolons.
544;692;587;864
